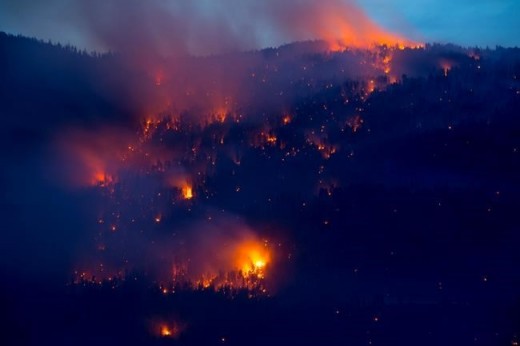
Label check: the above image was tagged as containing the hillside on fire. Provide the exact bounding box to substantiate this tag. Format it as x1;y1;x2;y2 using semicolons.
1;31;520;346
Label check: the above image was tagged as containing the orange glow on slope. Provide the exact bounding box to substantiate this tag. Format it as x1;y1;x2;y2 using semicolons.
77;150;114;187
213;107;229;123
92;171;114;187
55;129;136;188
155;72;163;86
314;7;422;51
440;61;452;77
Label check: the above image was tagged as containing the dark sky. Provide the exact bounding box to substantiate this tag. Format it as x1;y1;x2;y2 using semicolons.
0;0;518;55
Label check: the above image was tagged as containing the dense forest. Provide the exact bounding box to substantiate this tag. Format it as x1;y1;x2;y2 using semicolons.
1;32;519;345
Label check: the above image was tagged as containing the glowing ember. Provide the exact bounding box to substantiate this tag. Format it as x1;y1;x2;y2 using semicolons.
155;321;183;339
160;325;172;337
346;115;363;133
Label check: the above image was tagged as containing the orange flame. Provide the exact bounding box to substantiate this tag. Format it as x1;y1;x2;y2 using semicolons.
167;174;195;200
234;240;271;278
182;184;194;200
154;321;183;339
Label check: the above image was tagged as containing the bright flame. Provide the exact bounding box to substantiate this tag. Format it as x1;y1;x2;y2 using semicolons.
182;184;194;200
234;240;271;278
168;174;195;200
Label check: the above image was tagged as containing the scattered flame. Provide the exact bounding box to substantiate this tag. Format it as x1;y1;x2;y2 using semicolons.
307;134;338;160
142;118;161;140
266;134;277;144
63;32;441;304
367;79;375;93
346;115;363;133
